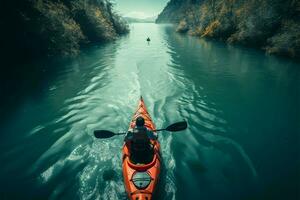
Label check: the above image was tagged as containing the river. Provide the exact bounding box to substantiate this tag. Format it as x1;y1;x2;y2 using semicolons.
0;23;299;200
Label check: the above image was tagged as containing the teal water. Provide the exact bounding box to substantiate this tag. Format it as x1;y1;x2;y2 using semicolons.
0;23;299;199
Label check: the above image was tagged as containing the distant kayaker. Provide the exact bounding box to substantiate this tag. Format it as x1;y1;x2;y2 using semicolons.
147;37;151;43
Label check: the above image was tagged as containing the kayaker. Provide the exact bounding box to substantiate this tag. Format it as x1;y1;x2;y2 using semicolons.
147;37;151;45
125;117;157;142
125;116;157;163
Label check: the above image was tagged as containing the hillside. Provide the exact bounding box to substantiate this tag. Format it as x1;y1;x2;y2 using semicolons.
156;0;300;58
0;0;129;61
124;16;156;23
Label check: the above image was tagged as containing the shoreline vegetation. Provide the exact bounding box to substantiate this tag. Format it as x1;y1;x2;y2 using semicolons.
0;0;129;62
156;0;300;59
0;0;129;104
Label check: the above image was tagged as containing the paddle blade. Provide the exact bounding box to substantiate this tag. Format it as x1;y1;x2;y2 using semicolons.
166;121;187;132
94;130;115;139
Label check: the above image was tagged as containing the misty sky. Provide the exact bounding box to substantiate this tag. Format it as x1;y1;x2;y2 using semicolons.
113;0;169;19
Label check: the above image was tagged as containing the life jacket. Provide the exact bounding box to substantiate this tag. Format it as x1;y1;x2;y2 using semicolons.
131;126;150;151
130;126;154;164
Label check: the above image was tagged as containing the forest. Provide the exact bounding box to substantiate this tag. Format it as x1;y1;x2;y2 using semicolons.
157;0;300;58
0;0;129;62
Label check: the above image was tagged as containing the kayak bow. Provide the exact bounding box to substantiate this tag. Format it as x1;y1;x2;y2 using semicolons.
122;96;161;200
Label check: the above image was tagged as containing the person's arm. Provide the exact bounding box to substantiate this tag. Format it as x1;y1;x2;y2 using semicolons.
124;131;133;142
147;130;158;140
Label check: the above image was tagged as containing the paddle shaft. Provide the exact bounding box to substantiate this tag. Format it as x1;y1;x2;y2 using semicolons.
94;121;187;139
153;129;166;132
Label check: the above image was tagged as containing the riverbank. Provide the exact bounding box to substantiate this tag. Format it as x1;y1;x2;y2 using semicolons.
0;0;129;62
0;0;129;106
156;0;300;59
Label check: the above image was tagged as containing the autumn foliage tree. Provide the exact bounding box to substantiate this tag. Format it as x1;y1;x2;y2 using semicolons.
157;0;300;58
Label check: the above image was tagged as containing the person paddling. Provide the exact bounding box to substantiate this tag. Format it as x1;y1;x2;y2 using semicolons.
125;116;157;143
125;116;157;163
146;37;151;43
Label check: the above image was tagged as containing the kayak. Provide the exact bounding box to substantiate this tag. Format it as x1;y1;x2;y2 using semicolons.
93;97;187;198
122;96;161;200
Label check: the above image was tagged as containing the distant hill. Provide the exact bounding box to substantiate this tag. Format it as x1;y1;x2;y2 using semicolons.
124;16;156;23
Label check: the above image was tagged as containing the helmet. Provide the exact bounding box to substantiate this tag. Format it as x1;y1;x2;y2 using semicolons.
136;117;145;127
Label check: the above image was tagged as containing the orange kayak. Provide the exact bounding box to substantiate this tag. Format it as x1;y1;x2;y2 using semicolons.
122;97;161;200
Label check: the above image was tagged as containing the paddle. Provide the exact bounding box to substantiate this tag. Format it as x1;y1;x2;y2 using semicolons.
154;121;188;132
94;130;126;139
94;121;187;139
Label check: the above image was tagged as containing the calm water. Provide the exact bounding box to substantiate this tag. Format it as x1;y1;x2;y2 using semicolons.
0;23;299;200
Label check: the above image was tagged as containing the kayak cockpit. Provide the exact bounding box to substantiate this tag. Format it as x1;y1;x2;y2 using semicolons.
130;143;154;164
127;154;158;171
